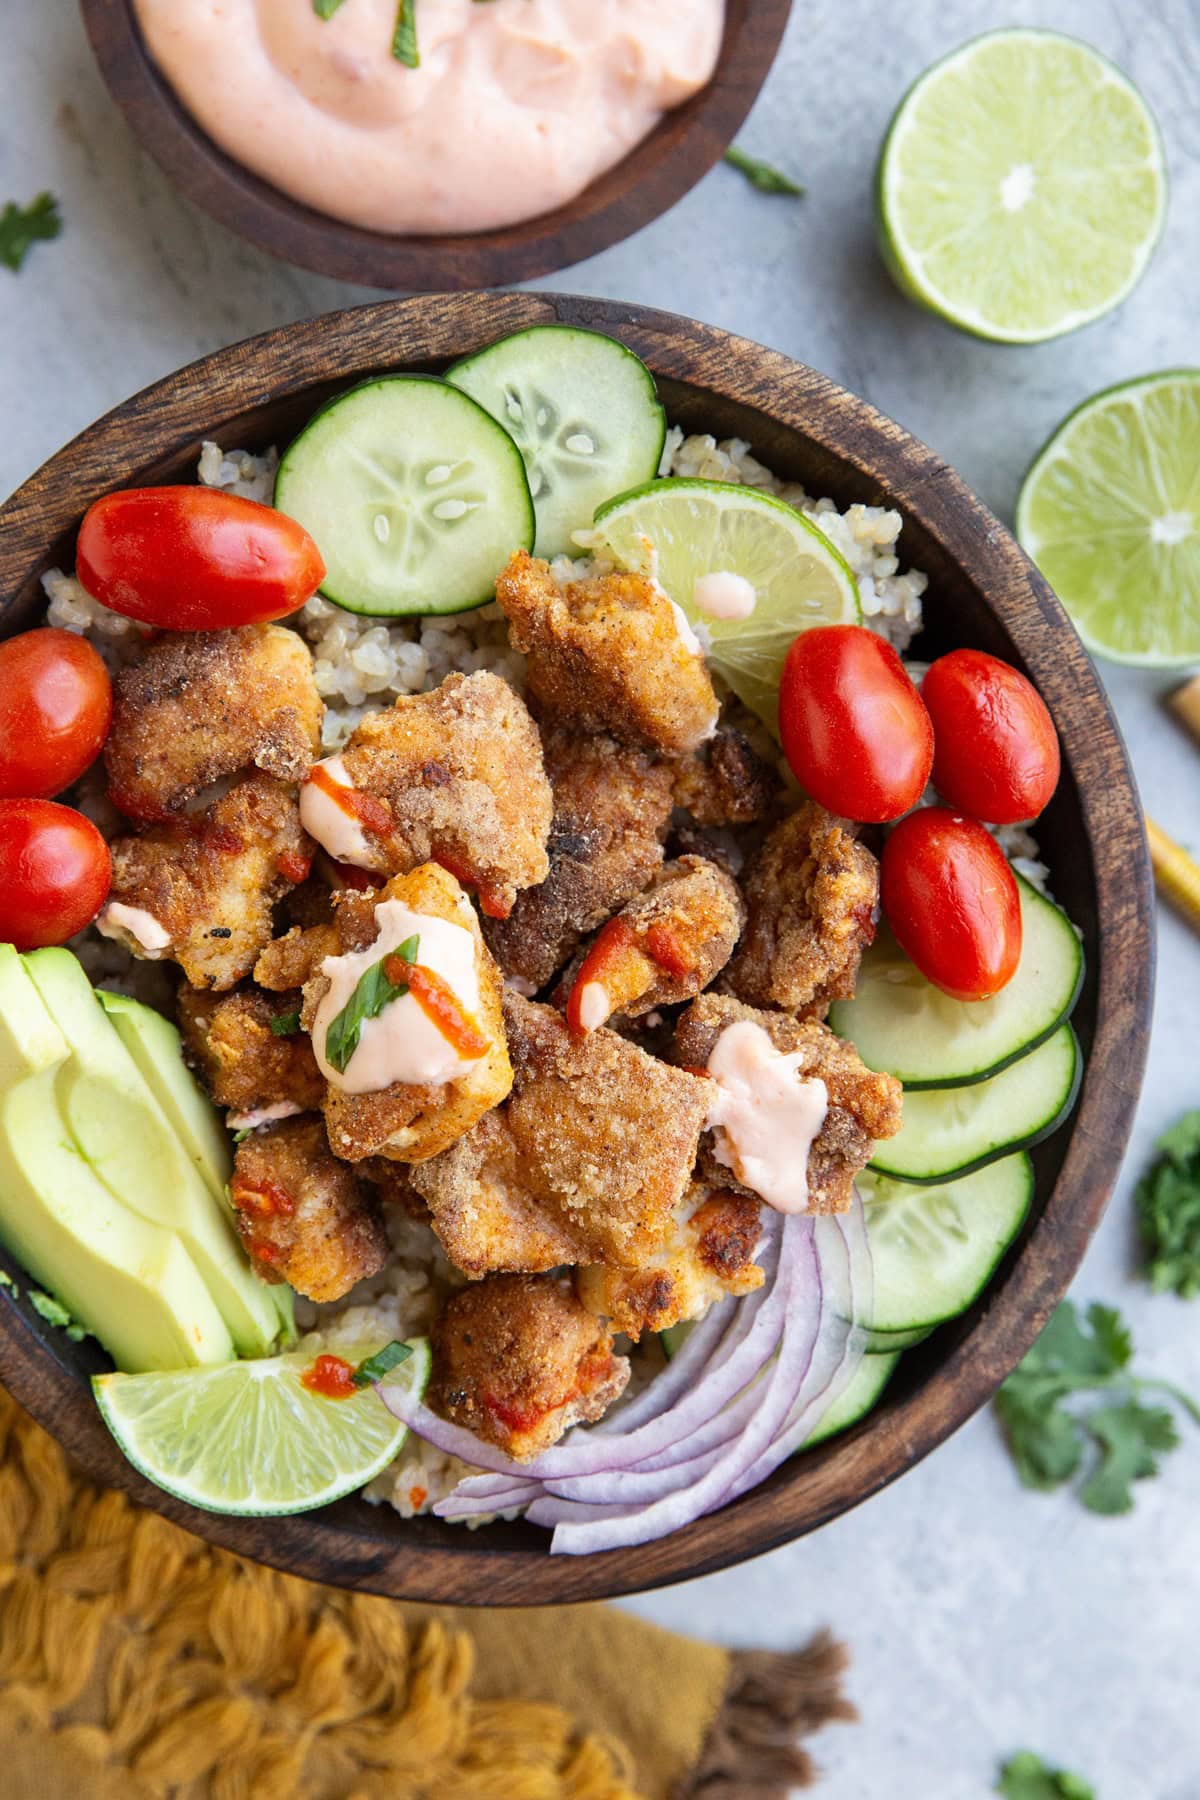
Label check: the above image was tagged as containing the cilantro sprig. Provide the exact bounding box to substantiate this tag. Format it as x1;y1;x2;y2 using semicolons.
1136;1109;1200;1298
723;147;805;197
352;1340;413;1387
995;1300;1200;1514
997;1751;1095;1800
0;192;62;273
324;934;419;1074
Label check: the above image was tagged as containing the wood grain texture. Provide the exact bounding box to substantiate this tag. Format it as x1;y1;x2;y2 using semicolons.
0;294;1155;1605
78;0;791;290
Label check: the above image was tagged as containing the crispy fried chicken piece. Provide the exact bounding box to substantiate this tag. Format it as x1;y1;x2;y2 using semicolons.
253;921;340;991
483;724;674;991
671;727;780;827
105;624;322;822
429;1273;630;1460
300;671;551;920
229;1115;387;1302
577;1183;764;1341
99;773;313;991
675;993;903;1216
410;993;711;1276
296;863;512;1165
561;855;744;1034
359;1156;431;1222
495;550;719;754
722;802;878;1018
177;984;325;1119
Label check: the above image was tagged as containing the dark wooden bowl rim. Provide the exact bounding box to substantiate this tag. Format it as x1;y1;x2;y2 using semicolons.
0;293;1154;1605
79;0;791;290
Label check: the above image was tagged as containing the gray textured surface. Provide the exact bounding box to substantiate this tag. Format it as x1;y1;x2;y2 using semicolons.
2;3;1198;1794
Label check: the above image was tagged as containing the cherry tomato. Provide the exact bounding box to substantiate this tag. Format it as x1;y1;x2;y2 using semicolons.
76;487;326;630
0;799;112;950
778;624;934;823
0;629;112;801
881;807;1021;1002
922;649;1060;824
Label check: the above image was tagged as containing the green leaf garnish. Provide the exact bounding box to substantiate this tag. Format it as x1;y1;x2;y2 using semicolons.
232;1127;253;1144
352;1340;414;1387
0;192;62;273
995;1299;1200;1514
392;0;419;66
0;1270;18;1295
1136;1108;1200;1297
723;147;805;197
312;0;348;15
270;1012;302;1037
997;1751;1095;1800
324;934;419;1074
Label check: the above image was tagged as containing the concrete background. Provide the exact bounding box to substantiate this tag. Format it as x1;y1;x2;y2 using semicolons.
2;2;1197;1793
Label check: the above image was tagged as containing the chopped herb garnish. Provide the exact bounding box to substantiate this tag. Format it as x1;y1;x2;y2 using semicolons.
1136;1108;1200;1297
0;1270;17;1295
29;1289;87;1341
997;1751;1095;1799
325;933;420;1074
392;0;419;66
0;192;62;273
270;1011;302;1037
352;1340;413;1387
312;0;348;15
723;147;805;197
232;1127;253;1144
995;1299;1200;1514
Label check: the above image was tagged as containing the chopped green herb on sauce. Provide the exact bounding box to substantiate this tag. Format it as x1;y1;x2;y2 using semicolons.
325;933;420;1074
392;0;419;66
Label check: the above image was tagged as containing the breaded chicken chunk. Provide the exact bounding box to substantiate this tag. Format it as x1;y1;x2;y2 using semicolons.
429;1273;630;1460
495;550;719;754
722;803;878;1018
229;1114;388;1302
577;1183;764;1341
105;624;322;822
299;671;551;920
561;855;745;1034
177;984;325;1120
671;727;780;827
410;993;711;1276
675;993;903;1216
293;863;512;1165
98;773;313;991
483;724;674;991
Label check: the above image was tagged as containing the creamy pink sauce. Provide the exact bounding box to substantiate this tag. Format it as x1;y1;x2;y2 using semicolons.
96;902;171;955
705;1021;829;1215
299;756;383;871
131;0;725;236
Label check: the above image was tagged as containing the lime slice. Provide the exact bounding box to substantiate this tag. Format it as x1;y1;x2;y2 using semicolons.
877;30;1167;344
93;1337;430;1516
1016;370;1200;666
592;478;859;731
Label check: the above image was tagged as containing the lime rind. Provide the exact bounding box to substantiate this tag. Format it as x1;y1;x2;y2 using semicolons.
94;1337;430;1517
1016;369;1200;667
877;29;1168;345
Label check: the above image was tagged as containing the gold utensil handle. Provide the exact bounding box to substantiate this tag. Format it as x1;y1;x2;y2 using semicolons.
1167;674;1200;748
1147;816;1200;935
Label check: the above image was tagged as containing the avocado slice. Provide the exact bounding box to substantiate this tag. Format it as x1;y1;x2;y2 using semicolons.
0;947;234;1372
25;950;286;1359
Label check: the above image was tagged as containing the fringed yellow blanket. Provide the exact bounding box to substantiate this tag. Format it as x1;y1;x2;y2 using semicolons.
0;1389;854;1798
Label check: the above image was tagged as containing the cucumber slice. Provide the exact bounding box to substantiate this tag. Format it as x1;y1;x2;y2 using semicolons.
871;1025;1080;1184
830;875;1083;1088
859;1154;1034;1333
275;376;534;617
446;326;665;559
803;1351;900;1448
865;1323;933;1353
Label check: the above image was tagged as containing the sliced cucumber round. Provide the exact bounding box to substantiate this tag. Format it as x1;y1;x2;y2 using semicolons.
803;1351;900;1449
871;1025;1080;1185
859;1153;1034;1334
864;1323;933;1353
830;874;1083;1089
275;375;534;617
446;325;665;559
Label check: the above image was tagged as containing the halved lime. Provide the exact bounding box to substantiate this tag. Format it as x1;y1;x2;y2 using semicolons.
592;479;860;731
1016;370;1200;665
94;1337;430;1516
877;30;1167;344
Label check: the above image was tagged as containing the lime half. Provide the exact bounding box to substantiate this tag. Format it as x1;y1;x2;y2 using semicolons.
1016;370;1200;666
877;30;1167;344
592;478;860;731
94;1337;430;1516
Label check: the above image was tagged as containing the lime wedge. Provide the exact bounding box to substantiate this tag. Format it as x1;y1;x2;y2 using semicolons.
592;478;860;731
876;30;1167;344
1016;370;1200;666
93;1337;430;1516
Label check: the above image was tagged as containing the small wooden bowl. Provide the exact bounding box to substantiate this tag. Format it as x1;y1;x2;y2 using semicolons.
80;0;791;290
0;294;1154;1605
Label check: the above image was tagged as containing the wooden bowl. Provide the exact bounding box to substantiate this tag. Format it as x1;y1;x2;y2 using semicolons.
80;0;792;290
0;293;1154;1604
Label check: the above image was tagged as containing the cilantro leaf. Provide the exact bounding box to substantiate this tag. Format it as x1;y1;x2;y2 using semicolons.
270;1011;302;1037
0;192;62;273
723;146;805;197
1080;1400;1179;1515
324;933;419;1074
1136;1109;1200;1297
352;1340;413;1387
997;1750;1095;1800
994;1387;1082;1490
